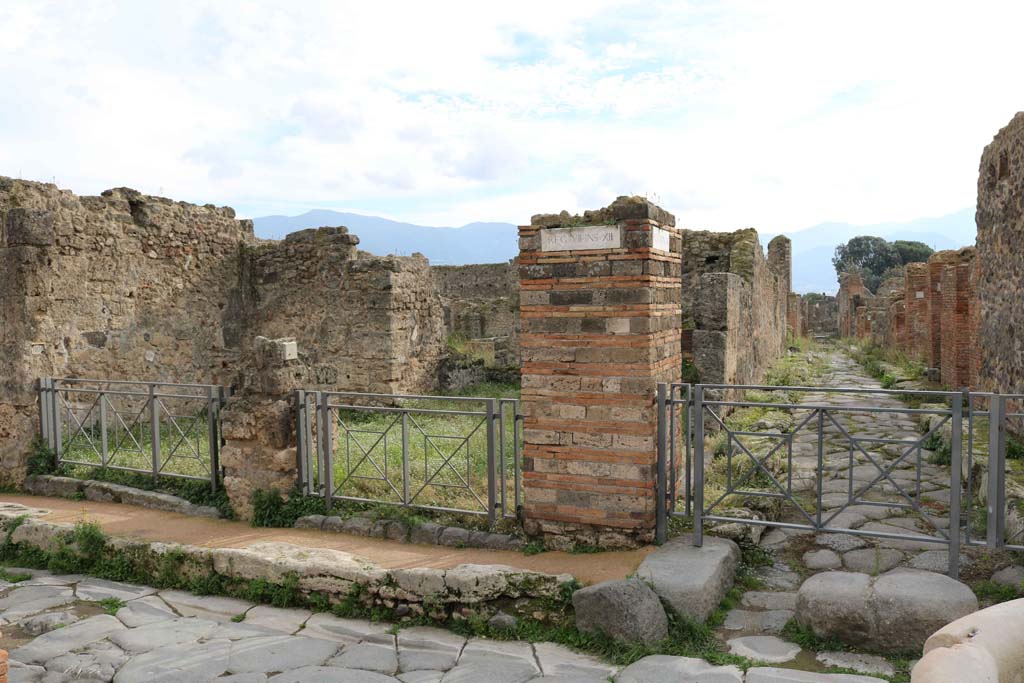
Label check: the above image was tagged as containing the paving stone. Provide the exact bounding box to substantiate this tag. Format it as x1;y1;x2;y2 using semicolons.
114;595;178;627
16;610;79;636
907;550;968;573
533;642;618;679
841;548;903;574
815;533;868;553
210;621;282;640
159;589;255;622
227;634;340;674
741;592;797;611
7;660;46;683
43;639;127;682
571;579;668;645
746;666;888;682
613;655;743;682
752;562;800;591
0;585;75;621
726;636;800;663
75;577;157;602
112;639;232;683
991;565;1024;587
634;533;740;623
110;617;219;653
396;626;466;672
397;671;444;683
242;605;311;634
803;549;842;570
270;667;399;682
12;614;126;665
444;640;539;683
219;675;269;683
327;640;398;675
816;651;895;676
304;613;393;644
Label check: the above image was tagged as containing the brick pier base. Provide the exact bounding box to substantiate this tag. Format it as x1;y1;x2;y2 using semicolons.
518;197;681;549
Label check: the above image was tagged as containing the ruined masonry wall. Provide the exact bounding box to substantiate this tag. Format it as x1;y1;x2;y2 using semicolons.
684;229;789;384
433;262;519;365
0;178;254;483
800;295;839;337
233;228;446;395
977;112;1024;396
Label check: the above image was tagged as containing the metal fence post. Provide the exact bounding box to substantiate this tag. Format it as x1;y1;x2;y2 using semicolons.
207;385;219;493
318;392;333;510
295;390;308;495
656;383;668;544
514;404;523;518
987;393;1006;548
685;384;692;517
38;379;52;451
401;411;410;505
149;384;161;481
53;380;63;463
693;385;705;547
948;391;965;578
816;408;825;529
499;400;508;518
99;391;108;468
485;398;497;527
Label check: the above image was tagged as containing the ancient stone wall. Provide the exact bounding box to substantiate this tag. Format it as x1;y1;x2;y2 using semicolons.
801;294;839;337
433;261;519;366
786;292;802;339
230;227;446;395
977;112;1024;396
939;247;980;390
0;178;254;483
683;229;789;384
836;272;871;338
518;196;681;547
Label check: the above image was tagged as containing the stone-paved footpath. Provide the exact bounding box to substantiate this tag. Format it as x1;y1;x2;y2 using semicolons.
718;350;960;677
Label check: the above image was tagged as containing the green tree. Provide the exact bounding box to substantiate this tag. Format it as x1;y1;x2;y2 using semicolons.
832;236;901;292
891;240;934;265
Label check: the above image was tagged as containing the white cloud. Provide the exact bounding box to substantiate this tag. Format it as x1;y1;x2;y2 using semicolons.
1;0;1022;234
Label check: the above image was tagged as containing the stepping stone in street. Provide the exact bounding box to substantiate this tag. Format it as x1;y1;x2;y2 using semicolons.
634;534;740;623
727;636;801;663
817;651;895;676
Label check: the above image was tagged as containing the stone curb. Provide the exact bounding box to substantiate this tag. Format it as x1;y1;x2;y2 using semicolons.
23;475;221;519
0;513;574;622
294;515;527;552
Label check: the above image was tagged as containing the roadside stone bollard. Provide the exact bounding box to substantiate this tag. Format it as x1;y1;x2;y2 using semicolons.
221;336;308;520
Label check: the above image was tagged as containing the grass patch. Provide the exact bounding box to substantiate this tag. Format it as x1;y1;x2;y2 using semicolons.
0;567;31;582
97;597;125;615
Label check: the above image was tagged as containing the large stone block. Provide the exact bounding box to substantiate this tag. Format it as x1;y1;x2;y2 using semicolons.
796;569;978;653
572;579;668;646
635;533;740;623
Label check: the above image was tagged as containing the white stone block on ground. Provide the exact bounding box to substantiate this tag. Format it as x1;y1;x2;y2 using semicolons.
634;533;740;622
614;655;743;682
727;636;800;663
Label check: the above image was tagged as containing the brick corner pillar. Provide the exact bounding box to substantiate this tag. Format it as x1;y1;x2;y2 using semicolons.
517;197;681;550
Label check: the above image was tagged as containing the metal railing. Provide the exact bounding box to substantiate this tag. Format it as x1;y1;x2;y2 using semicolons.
38;378;226;489
657;382;973;577
296;390;522;525
965;392;1024;552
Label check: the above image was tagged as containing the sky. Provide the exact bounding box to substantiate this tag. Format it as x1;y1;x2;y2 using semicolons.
1;0;1022;232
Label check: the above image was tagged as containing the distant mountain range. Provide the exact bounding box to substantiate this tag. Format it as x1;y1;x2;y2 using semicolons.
251;207;977;292
252;210;517;265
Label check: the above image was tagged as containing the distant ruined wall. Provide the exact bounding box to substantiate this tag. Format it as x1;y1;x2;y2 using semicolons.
0;178;254;484
682;229;789;384
801;295;839;337
977;112;1024;396
433;261;519;366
